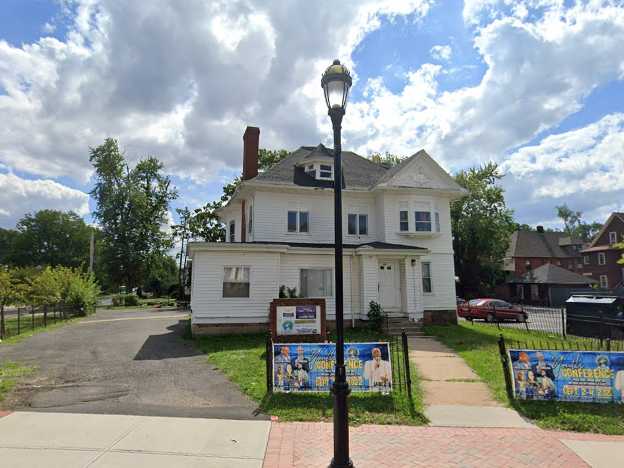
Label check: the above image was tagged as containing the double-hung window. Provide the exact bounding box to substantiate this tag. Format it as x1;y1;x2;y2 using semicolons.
300;269;333;297
399;202;409;231
223;266;250;298
347;213;368;235
229;221;235;243
319;164;333;179
421;262;432;293
598;252;606;266
287;210;309;233
583;255;590;265
599;275;608;289
415;211;432;232
609;232;618;244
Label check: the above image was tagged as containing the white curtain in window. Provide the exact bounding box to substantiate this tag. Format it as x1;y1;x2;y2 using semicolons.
300;269;332;297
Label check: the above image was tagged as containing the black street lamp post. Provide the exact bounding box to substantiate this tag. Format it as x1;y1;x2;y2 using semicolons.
321;59;354;468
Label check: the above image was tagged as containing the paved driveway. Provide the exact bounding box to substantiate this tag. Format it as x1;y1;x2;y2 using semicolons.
0;308;265;420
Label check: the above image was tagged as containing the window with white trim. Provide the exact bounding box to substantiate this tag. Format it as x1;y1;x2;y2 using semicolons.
300;269;333;297
229;221;235;243
599;275;608;289
415;211;432;232
609;232;618;244
583;255;590;265
399;202;409;231
347;213;368;235
305;164;316;178
287;210;309;233
223;267;250;298
598;252;606;265
421;262;432;293
319;164;333;179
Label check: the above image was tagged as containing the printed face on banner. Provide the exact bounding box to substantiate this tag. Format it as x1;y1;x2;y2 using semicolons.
509;349;624;403
272;342;392;393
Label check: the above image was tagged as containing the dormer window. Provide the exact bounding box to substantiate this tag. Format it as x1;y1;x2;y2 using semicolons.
319;164;333;179
301;161;334;181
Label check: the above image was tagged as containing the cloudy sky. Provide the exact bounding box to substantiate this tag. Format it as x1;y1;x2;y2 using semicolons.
1;0;623;230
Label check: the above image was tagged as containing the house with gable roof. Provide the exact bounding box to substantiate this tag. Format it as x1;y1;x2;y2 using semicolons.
187;126;466;334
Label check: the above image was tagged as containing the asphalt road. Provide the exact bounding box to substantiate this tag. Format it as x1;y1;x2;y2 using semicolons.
0;308;266;420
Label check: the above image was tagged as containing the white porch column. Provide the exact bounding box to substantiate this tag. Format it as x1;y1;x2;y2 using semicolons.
405;256;424;322
360;255;379;319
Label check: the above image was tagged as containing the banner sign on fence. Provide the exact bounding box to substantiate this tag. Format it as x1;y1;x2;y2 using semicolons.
272;342;392;393
508;349;624;403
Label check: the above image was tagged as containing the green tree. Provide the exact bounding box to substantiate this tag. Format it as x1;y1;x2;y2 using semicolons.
0;228;18;265
555;204;603;242
370;152;404;167
0;268;30;338
89;138;178;289
451;163;516;297
7;210;92;268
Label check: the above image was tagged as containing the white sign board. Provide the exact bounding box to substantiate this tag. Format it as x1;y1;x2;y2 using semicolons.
276;305;321;335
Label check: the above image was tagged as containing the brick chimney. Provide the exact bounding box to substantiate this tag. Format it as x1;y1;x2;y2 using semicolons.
242;126;260;180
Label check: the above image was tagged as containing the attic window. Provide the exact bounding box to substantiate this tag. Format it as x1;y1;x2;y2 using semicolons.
319;164;333;179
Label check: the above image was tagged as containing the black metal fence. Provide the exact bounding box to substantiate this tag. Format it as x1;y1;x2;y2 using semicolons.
469;305;624;342
265;331;413;400
0;304;88;340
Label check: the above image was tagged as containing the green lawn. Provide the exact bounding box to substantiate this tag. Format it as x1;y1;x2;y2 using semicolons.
0;362;34;401
194;328;427;425
424;322;624;435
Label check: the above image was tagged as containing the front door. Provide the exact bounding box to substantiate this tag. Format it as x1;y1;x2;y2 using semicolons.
378;260;400;311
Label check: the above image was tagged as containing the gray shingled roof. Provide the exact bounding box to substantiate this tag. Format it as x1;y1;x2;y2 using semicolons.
507;230;582;258
252;144;388;189
511;263;597;285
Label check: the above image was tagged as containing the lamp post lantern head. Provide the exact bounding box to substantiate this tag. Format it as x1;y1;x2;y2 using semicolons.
321;59;352;112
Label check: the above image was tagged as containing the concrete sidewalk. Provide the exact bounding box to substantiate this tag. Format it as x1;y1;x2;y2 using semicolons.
409;335;531;428
0;411;270;467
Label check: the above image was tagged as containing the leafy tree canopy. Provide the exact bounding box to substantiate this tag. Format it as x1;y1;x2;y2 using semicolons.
370;152;404;167
451;163;516;297
90;138;178;289
555;203;603;242
4;210;92;268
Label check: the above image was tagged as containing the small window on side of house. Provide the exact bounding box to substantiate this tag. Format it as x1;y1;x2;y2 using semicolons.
248;204;253;234
223;267;250;298
399;202;409;232
287;211;297;232
421;262;432;293
598;252;606;265
229;221;235;243
299;211;309;233
358;214;368;235
599;275;608;289
609;232;618;244
347;214;357;235
584;255;590;265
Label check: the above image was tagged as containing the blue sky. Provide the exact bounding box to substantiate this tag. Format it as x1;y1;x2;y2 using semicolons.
1;0;623;230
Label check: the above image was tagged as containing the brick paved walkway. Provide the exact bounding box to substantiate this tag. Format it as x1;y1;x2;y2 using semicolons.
263;422;624;467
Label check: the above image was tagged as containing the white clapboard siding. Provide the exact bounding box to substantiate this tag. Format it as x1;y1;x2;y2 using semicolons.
191;250;280;324
421;252;457;310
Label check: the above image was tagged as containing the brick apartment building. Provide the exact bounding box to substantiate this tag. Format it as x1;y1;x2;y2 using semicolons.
580;212;624;290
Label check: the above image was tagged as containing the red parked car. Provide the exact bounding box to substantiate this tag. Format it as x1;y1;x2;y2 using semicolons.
457;298;527;323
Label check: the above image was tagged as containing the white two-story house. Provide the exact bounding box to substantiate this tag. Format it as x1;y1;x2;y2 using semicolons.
188;126;466;334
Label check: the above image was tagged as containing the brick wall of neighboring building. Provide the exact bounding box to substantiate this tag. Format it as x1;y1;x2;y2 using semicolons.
513;256;584;276
581;213;624;289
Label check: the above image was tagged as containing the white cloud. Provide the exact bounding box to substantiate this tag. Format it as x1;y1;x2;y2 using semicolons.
0;173;89;228
0;0;432;188
430;44;452;61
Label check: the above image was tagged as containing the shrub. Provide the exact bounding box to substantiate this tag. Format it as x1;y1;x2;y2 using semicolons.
367;300;385;331
112;294;139;307
124;294;139;306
